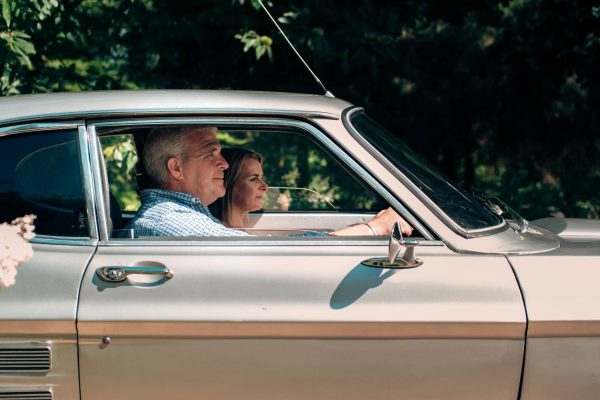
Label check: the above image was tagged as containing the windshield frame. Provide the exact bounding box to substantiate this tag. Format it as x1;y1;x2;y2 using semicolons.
343;107;507;238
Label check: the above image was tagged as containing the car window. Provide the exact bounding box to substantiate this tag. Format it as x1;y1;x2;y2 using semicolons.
99;126;386;216
217;129;386;212
99;133;140;212
349;112;503;232
0;130;89;237
96;123;396;238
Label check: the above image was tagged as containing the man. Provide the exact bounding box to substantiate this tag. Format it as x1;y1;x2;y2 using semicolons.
125;126;247;236
126;126;412;237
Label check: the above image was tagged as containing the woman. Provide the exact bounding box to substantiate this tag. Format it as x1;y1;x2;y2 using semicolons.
209;148;268;228
210;147;413;236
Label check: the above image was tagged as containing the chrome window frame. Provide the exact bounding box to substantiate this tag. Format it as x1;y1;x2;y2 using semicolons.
91;117;440;245
0;122;80;137
0;122;98;245
78;124;100;242
86;125;109;241
342;107;507;239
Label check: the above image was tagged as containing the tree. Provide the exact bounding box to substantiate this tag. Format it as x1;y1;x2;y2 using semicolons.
2;0;598;219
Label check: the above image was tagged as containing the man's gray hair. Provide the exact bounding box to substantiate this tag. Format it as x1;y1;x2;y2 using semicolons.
143;126;213;187
143;127;188;187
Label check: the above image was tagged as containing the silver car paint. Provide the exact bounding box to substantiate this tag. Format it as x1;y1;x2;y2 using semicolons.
1;91;598;399
0;90;352;126
78;243;525;400
532;217;600;242
0;243;95;399
509;240;600;399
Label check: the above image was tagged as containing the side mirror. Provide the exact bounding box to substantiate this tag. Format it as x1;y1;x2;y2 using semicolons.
361;222;423;269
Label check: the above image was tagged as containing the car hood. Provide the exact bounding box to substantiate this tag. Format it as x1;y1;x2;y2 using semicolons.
531;217;600;242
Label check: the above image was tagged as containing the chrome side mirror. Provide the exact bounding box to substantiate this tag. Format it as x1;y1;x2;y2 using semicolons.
361;222;423;269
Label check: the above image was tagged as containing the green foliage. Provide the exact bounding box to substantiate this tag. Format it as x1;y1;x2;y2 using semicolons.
235;0;265;10
234;30;273;61
100;135;140;211
1;0;36;94
1;0;598;220
1;0;11;28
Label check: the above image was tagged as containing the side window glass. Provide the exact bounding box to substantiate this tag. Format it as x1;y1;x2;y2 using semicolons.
219;129;387;212
99;134;140;212
99;127;386;216
0;130;89;237
97;124;398;238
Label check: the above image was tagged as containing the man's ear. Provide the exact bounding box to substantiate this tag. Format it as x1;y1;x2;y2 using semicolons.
167;157;184;181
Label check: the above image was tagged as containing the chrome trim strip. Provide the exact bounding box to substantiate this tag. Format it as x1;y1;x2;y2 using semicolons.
31;236;96;246
343;107;507;239
94;116;300;127
78;126;99;241
86;126;109;241
528;321;600;338
91;117;435;242
78;321;523;339
1;109;338;127
0;122;80;137
0;321;75;336
103;238;446;247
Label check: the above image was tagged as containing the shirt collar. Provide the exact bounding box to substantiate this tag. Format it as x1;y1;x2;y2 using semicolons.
141;188;203;207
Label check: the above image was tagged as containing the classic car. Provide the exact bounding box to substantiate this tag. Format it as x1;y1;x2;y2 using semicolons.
1;90;599;400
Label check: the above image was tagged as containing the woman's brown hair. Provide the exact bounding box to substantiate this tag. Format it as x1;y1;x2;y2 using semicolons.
208;147;263;224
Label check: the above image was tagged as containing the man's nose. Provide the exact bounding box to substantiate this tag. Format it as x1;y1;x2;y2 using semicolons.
216;153;228;169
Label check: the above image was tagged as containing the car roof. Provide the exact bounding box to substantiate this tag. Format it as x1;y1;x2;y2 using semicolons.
0;90;354;125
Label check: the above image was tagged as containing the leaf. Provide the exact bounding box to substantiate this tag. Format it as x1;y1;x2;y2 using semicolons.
260;35;272;46
13;36;36;56
266;46;273;61
11;31;32;40
250;0;262;10
1;0;11;28
243;38;256;52
255;45;265;59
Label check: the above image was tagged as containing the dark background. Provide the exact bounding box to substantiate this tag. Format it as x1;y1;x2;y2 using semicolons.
2;0;598;219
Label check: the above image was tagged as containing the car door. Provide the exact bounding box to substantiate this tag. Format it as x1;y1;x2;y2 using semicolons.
76;118;526;400
0;124;97;399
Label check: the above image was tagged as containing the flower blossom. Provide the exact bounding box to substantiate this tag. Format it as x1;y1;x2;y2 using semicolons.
0;215;36;289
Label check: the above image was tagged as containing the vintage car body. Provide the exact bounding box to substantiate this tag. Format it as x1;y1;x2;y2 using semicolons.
0;91;599;400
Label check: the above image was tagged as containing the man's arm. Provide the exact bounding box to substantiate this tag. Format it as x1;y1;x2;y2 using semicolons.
329;208;413;237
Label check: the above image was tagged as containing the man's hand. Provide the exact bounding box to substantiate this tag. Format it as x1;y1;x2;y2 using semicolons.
368;208;413;236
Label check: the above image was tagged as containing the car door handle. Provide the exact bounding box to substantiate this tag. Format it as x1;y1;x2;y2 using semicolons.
96;266;174;282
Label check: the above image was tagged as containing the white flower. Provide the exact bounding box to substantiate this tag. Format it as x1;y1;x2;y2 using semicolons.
0;264;17;288
0;241;10;260
0;215;36;289
23;225;36;240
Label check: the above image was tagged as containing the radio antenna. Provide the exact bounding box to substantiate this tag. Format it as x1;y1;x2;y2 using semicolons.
256;0;334;97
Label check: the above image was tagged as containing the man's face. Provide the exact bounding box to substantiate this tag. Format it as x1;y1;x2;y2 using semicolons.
179;128;229;205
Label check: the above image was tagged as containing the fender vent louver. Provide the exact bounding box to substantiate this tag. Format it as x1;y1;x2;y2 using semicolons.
0;391;52;400
0;348;51;373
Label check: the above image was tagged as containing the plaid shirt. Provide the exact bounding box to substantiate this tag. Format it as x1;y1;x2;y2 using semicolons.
124;189;247;237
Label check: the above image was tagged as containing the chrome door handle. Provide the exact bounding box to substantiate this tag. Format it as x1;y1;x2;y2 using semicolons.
96;266;174;282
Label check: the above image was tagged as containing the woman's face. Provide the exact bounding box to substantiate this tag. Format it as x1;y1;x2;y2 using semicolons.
232;157;269;213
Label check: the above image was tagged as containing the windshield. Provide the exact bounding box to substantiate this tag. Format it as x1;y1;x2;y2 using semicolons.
348;111;503;232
